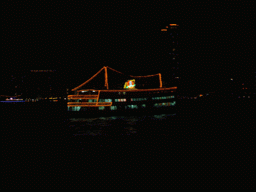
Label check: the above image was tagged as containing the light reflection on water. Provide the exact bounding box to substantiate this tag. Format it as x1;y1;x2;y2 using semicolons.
70;113;176;136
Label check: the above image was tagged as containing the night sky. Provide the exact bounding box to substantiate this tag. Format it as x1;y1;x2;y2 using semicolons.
2;1;255;94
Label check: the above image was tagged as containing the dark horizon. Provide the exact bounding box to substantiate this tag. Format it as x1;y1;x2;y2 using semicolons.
2;1;255;95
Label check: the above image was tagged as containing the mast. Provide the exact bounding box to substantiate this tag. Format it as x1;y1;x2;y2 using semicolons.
104;66;109;89
159;73;162;88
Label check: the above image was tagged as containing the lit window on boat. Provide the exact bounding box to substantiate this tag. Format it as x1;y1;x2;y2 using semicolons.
141;104;146;108
169;101;176;106
105;99;112;102
125;105;138;109
99;106;105;110
110;106;117;110
132;98;147;101
123;92;126;95
115;98;126;102
73;106;81;111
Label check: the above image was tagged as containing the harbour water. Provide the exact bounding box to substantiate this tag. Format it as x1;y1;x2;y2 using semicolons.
2;98;254;189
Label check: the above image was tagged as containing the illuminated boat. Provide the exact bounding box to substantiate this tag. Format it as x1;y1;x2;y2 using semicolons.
67;66;177;117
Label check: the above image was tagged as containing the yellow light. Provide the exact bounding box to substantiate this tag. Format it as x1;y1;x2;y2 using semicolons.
161;29;167;31
124;79;135;89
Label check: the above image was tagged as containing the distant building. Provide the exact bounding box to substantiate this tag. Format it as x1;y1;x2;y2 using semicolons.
160;24;180;87
21;70;65;99
1;73;23;96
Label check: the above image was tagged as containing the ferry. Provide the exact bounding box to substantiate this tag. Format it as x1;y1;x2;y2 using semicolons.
67;66;177;117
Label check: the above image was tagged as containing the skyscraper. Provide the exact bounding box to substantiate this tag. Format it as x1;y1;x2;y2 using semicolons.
160;24;180;88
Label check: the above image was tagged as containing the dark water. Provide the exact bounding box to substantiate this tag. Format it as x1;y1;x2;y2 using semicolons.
1;99;254;189
70;113;176;136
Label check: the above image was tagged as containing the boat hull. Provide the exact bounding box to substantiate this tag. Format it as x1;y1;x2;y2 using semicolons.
68;105;177;118
68;86;178;118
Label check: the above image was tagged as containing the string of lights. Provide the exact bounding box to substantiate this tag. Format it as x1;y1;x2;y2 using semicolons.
100;87;176;92
67;102;112;107
72;66;164;91
72;67;105;91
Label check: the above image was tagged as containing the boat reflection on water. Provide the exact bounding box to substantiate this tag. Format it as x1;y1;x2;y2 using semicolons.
69;113;176;138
